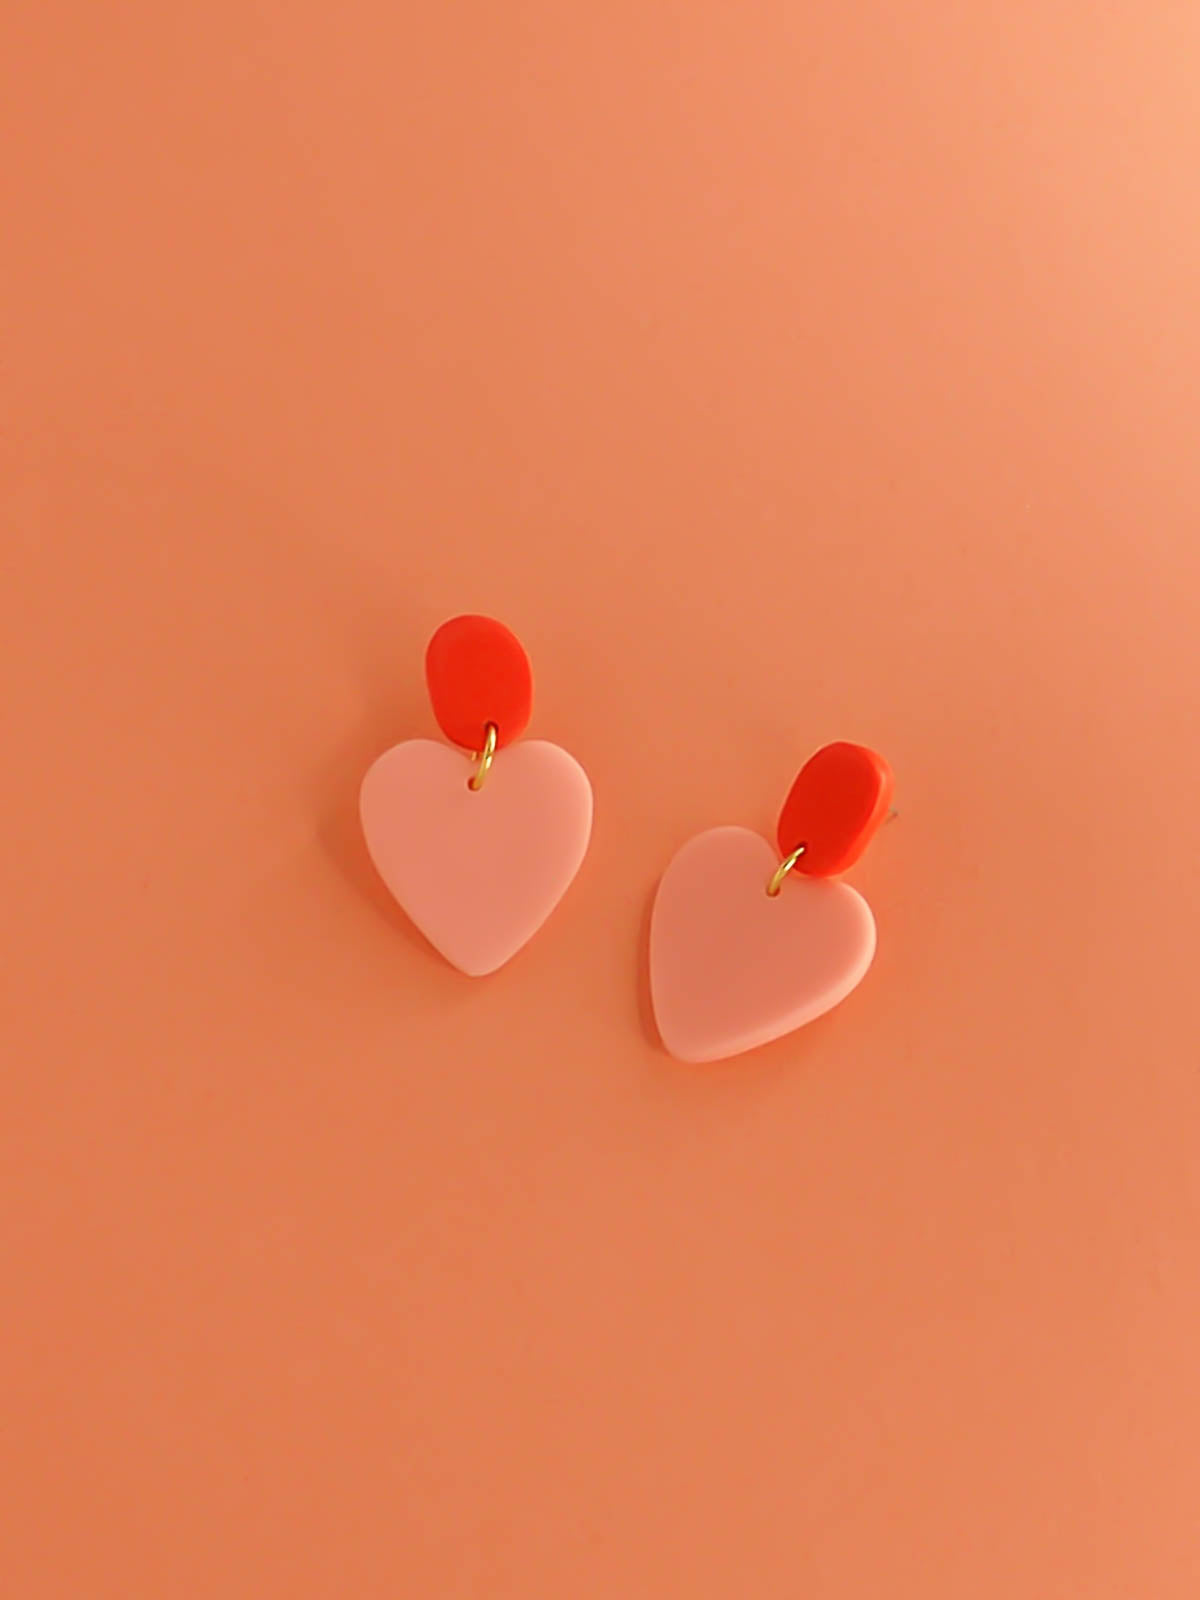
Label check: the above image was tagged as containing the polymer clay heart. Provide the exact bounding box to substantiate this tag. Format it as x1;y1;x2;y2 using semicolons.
360;739;592;975
649;826;877;1062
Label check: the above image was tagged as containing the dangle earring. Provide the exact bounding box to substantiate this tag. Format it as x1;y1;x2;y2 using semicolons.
649;742;894;1062
360;616;593;976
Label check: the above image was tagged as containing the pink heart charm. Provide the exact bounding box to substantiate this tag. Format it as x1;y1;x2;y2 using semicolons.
360;740;592;975
650;826;877;1062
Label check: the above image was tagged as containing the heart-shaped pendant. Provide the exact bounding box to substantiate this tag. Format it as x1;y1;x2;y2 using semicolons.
649;826;878;1063
361;738;592;976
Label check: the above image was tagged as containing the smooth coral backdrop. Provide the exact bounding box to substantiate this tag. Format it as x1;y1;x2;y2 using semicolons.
3;4;1199;1596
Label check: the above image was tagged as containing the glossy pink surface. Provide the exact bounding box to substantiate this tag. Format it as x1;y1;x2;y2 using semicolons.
650;827;877;1062
360;740;592;976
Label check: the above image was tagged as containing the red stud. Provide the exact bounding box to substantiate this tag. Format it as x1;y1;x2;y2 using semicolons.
425;615;533;751
777;742;894;878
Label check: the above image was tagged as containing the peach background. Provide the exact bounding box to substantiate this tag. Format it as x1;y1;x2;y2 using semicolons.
3;4;1199;1595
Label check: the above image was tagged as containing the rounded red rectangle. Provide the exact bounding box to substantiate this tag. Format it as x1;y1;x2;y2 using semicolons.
777;742;894;876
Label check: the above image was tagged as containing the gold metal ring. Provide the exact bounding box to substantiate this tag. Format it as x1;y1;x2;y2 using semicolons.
468;722;498;791
766;843;807;897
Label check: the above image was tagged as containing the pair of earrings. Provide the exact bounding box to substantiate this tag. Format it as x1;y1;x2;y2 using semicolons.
359;616;895;1063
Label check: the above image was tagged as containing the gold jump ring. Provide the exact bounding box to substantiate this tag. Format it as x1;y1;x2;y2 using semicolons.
468;722;498;791
766;843;807;897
